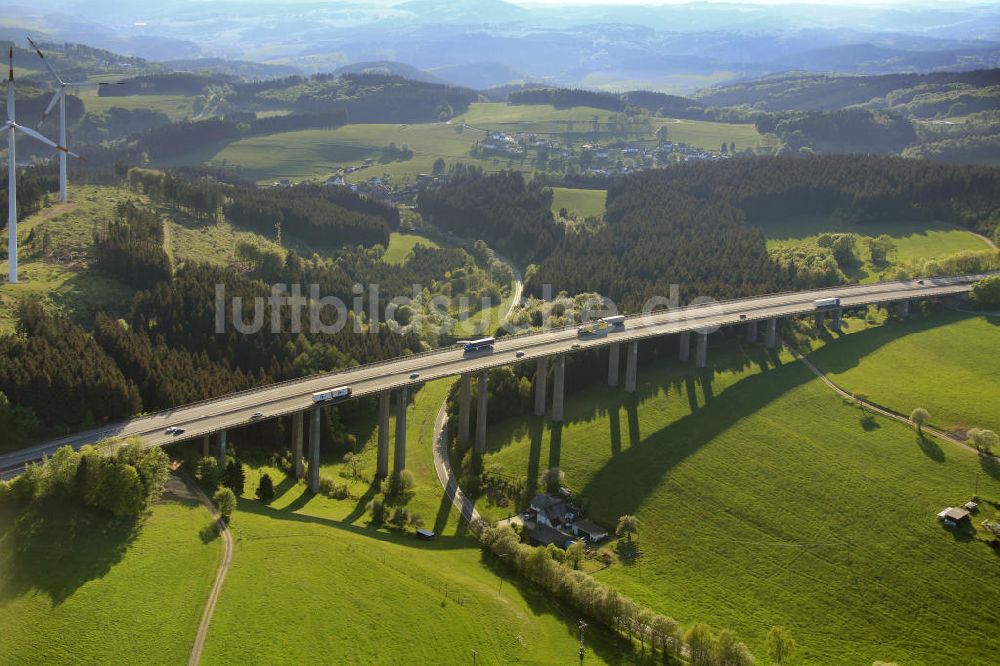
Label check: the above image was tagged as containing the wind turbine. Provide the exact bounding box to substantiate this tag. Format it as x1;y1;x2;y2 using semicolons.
4;47;82;284
27;37;117;203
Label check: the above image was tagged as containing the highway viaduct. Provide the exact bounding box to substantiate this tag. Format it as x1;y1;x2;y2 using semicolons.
0;273;992;485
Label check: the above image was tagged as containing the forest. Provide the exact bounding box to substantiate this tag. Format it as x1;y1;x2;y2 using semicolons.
417;169;564;266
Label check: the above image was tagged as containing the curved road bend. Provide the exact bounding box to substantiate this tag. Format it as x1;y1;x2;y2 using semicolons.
1;272;994;478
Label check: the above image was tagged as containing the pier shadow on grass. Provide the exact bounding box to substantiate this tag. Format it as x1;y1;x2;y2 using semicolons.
0;498;144;606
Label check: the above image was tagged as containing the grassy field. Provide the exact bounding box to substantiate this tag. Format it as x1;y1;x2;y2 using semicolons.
77;88;198;121
760;214;990;282
476;314;1000;664
0;186;140;332
200;379;633;664
188;122;483;185
0;496;221;665
382;231;441;266
551;187;606;219
807;310;1000;434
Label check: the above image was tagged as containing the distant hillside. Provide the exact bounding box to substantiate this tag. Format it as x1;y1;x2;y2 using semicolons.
164;58;301;80
696;69;1000;114
332;61;444;84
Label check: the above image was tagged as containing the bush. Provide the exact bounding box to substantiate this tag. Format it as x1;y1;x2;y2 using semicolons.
318;475;335;496
196;456;221;488
971;275;1000;308
366;498;386;525
101;463;146;518
388;506;411;528
223;458;246;496
381;469;415;497
213;487;236;521
255;472;275;503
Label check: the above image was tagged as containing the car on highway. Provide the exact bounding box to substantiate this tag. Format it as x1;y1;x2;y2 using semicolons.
409;372;420;380
571;343;581;349
515;350;525;358
250;411;264;420
739;314;747;320
165;427;176;435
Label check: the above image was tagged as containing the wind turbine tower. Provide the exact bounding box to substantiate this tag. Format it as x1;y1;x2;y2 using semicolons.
28;37;117;203
3;47;81;284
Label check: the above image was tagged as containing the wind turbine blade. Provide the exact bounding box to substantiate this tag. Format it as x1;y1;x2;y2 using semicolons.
7;50;13;124
14;123;81;158
40;90;61;124
26;37;65;86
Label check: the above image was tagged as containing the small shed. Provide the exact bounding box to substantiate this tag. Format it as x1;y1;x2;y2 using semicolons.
964;501;979;512
572;519;609;543
937;507;971;526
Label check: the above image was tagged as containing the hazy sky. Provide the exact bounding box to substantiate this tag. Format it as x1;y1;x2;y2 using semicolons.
511;0;996;5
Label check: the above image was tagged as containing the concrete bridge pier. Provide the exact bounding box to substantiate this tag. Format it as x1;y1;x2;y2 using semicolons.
475;371;489;455
814;311;825;330
901;299;910;316
765;318;777;348
308;407;320;493
293;410;305;479
534;357;548;417
831;308;843;333
679;331;691;362
216;430;227;468
625;341;638;393
607;342;620;387
394;387;408;476
746;320;758;343
695;332;709;368
552;355;566;422
202;434;210;458
376;393;390;480
458;373;472;449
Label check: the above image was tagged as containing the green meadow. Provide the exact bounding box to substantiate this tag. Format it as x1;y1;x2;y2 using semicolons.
476;313;1000;664
759;214;990;282
381;231;442;266
201;379;633;664
807;310;1000;434
551;187;607;219
0;497;221;664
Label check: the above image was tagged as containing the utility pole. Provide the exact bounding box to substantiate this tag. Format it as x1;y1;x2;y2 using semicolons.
578;619;587;664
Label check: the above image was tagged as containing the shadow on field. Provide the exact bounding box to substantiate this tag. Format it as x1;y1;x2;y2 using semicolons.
917;433;945;463
0;498;145;606
478;549;654;665
236;494;473;551
980;453;1000;481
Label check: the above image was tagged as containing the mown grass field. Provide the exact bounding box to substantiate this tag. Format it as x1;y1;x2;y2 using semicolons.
760;214;991;282
0;496;221;665
477;314;1000;664
201;379;633;664
551;187;606;219
381;231;441;265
